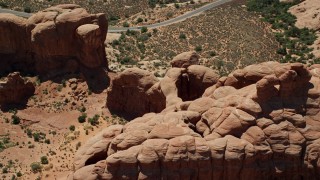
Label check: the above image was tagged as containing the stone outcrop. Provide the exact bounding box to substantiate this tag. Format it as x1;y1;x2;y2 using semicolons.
106;64;219;118
0;72;35;105
106;68;160;118
73;62;320;179
170;51;199;68
0;4;108;77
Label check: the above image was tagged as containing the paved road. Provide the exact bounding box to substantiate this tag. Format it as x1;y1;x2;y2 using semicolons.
0;0;232;32
108;0;232;32
0;7;31;18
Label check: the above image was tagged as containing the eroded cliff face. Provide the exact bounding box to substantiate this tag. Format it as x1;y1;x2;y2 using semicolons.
71;61;320;180
106;65;219;118
0;4;108;78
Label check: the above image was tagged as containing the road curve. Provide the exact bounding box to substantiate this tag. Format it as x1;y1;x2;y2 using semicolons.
0;0;232;33
108;0;232;32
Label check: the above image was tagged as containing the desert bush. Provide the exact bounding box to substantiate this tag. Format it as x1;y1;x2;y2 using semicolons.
247;0;317;63
69;125;75;131
0;2;8;8
209;51;217;56
11;114;20;125
195;46;202;52
30;162;42;173
141;27;148;33
137;17;143;23
40;156;48;164
2;167;8;173
16;172;22;177
123;22;130;27
112;40;120;46
148;0;158;8
78;113;87;123
120;57;136;65
179;33;187;39
88;114;100;126
24;6;31;13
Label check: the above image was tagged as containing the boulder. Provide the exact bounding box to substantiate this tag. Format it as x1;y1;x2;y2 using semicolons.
0;72;35;105
170;51;199;68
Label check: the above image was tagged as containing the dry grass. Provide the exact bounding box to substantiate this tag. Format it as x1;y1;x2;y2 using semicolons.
0;0;149;18
111;2;281;75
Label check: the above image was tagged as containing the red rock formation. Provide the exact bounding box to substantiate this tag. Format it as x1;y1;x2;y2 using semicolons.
170;51;199;68
106;65;219;118
74;62;320;179
0;4;108;77
0;72;35;105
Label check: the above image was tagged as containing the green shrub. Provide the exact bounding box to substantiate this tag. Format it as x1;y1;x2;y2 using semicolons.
137;17;143;23
16;172;22;177
24;7;31;13
69;125;75;132
209;51;217;57
148;0;158;8
141;27;148;33
78;113;87;123
120;57;136;65
40;156;48;164
179;33;186;39
2;167;8;173
30;162;42;173
88;114;100;126
277;47;287;55
0;2;8;8
138;43;146;53
33;133;40;142
112;40;120;46
123;22;130;27
247;0;317;63
11;114;20;125
26;129;32;138
195;46;202;52
109;15;119;21
79;106;86;113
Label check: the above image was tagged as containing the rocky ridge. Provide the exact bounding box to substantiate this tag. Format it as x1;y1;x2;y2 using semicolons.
70;61;320;179
0;4;108;78
106;53;219;118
